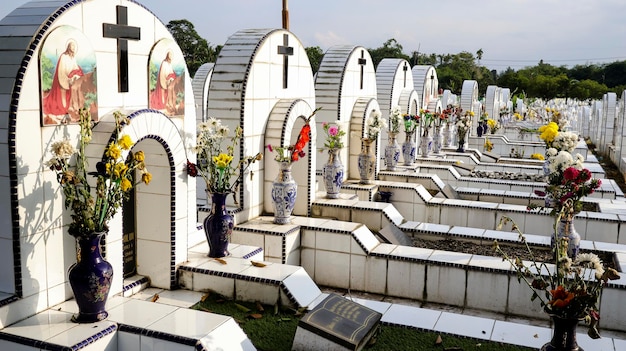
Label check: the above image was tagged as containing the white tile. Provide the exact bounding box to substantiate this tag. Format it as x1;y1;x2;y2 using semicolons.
140;336;194;351
117;331;140;351
200;318;256;351
491;320;551;349
147;307;231;338
434;312;494;340
381;304;441;330
152;289;205;308
386;260;425;300
282;267;321;307
107;298;178;328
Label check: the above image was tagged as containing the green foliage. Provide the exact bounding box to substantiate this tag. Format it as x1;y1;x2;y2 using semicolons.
166;19;217;76
368;38;410;68
192;293;534;351
40;54;54;92
305;46;324;74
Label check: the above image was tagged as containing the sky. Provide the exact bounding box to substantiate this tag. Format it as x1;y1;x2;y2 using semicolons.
1;0;625;72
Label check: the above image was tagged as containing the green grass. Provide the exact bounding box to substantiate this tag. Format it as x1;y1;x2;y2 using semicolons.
191;293;535;351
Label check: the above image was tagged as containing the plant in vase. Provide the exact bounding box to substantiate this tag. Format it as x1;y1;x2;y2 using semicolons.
187;117;263;257
432;110;447;153
401;112;419;164
319;121;346;198
46;108;152;323
533;148;601;258
385;105;403;170
358;109;387;183
267;108;319;223
494;212;619;350
486;118;500;134
455;110;473;152
417;109;434;156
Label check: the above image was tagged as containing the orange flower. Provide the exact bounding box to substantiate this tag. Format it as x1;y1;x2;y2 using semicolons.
549;285;575;308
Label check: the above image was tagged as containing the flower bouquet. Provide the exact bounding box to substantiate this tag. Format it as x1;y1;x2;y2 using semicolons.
365;109;387;141
319;122;346;198
494;212;619;342
388;106;403;134
47;109;152;238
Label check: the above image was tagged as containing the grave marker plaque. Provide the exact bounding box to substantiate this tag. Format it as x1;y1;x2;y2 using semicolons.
292;293;382;351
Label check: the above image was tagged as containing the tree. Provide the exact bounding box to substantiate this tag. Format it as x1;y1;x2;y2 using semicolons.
166;19;216;76
368;39;410;68
305;46;324;75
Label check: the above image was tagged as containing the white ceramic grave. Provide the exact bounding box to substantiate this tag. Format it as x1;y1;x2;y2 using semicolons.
205;28;317;222
314;45;377;175
191;62;215;205
411;65;439;110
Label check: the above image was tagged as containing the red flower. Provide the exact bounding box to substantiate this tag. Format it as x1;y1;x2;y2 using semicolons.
186;160;198;177
291;123;311;162
549;285;575;308
579;168;591;182
563;167;579;181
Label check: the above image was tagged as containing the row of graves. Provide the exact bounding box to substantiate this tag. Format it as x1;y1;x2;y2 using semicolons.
0;0;624;350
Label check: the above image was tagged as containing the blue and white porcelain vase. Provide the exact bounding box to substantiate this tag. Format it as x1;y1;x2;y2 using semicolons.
384;132;401;171
418;128;431;157
402;131;416;165
272;161;297;224
358;138;376;184
432;125;443;153
204;192;234;258
68;232;113;323
322;148;344;199
557;217;581;259
443;123;454;147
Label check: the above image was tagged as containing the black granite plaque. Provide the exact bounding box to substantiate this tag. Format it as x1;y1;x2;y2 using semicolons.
296;293;382;350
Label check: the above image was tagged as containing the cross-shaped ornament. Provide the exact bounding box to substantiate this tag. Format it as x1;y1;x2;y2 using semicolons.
103;5;141;93
358;50;367;90
277;34;294;89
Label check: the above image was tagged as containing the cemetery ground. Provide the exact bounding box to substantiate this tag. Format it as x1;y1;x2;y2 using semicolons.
191;291;534;351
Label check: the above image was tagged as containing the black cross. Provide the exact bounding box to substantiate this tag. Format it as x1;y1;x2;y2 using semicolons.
403;62;409;88
277;34;293;89
103;6;141;93
358;49;367;90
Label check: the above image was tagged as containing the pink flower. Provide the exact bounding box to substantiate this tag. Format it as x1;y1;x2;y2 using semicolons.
328;125;339;136
579;168;592;182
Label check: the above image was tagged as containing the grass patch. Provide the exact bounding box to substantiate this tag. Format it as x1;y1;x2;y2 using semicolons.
191;292;535;351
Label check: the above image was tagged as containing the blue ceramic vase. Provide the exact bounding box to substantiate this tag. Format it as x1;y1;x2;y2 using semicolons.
272;161;297;224
204;192;234;257
68;232;113;323
322;148;344;199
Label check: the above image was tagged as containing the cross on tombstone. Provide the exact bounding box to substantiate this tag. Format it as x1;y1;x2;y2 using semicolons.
103;5;141;93
358;49;367;90
403;62;408;88
277;33;293;89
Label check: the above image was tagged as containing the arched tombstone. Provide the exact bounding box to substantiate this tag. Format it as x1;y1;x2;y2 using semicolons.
411;65;439;109
484;85;500;123
460;80;479;135
618;90;626;172
0;0;197;305
600;93;617;155
375;58;419;155
581;104;591;138
348;98;382;181
314;45;377;176
191;62;214;205
206;28;316;221
590;100;603;147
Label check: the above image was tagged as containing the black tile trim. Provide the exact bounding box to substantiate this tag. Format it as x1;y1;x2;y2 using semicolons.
122;276;149;293
0;323;117;351
118;324;197;346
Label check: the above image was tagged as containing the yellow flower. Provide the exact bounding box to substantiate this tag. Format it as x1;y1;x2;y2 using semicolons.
213;153;233;168
106;142;121;160
119;135;133;150
487;119;496;128
120;178;132;191
113;162;128;178
134;150;145;162
531;153;545;160
538;122;559;143
142;171;152;185
469;111;475;116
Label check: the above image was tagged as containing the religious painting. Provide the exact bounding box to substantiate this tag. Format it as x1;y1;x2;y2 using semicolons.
40;25;98;125
148;39;185;117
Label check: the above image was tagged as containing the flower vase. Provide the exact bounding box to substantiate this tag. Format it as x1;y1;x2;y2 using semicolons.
322;148;344;199
402;131;416;165
541;316;584;351
477;122;484;137
432;125;443;153
68;232;113;323
557;218;581;259
384;132;401;171
419;129;431;157
358;138;376;184
444;123;454;147
456;133;466;152
272;161;297;224
204;192;234;258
